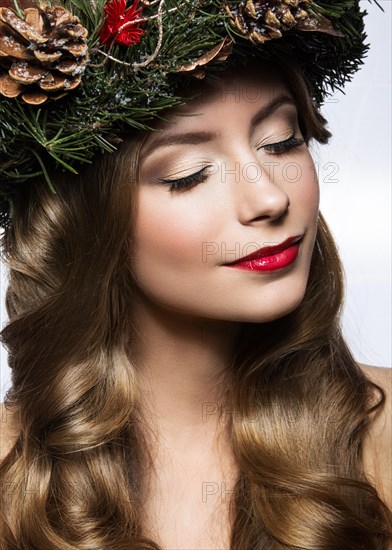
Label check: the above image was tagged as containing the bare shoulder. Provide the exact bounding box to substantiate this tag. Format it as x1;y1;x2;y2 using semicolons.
357;363;392;511
0;401;21;463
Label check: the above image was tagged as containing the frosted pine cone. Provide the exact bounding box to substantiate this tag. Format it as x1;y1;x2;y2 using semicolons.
0;4;89;104
223;0;341;45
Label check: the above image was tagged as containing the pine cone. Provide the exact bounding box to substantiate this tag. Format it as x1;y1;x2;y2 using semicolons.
176;37;233;79
0;4;89;104
223;0;342;45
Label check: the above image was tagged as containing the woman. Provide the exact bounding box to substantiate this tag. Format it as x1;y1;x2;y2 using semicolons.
0;0;391;548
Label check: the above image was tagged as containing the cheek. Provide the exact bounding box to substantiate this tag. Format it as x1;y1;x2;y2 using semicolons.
132;188;216;269
131;189;224;310
290;155;320;216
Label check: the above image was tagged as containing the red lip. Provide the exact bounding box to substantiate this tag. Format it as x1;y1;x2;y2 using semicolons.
224;235;303;266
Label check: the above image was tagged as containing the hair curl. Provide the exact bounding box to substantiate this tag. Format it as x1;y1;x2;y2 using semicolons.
1;60;391;549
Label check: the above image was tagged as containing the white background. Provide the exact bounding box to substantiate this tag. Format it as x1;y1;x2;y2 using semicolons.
315;0;391;370
1;0;391;401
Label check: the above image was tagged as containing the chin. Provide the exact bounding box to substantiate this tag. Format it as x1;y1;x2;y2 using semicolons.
212;301;304;324
206;279;309;323
234;301;302;324
134;268;310;325
175;290;307;324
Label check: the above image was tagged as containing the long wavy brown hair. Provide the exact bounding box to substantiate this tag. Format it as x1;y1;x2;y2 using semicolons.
1;59;391;549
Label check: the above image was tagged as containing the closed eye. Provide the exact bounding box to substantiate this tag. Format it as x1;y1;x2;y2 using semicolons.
157;166;211;194
258;133;305;154
158;133;305;193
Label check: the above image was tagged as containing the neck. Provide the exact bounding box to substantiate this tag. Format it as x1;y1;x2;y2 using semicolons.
132;294;241;452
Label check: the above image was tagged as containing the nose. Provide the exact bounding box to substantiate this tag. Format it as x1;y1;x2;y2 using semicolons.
227;151;290;224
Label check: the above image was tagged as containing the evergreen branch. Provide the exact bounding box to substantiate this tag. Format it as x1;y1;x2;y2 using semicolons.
31;150;57;193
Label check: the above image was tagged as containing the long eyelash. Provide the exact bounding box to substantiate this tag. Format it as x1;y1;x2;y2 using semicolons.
261;134;305;154
158;167;210;193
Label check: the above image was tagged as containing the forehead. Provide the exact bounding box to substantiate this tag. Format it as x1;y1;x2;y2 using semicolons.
151;65;290;131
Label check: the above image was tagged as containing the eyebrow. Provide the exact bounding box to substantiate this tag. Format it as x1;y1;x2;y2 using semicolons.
140;93;297;160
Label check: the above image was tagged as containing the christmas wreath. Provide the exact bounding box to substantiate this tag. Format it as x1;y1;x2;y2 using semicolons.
0;0;383;229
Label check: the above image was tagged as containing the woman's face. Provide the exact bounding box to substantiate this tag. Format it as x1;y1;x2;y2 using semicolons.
132;66;319;323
